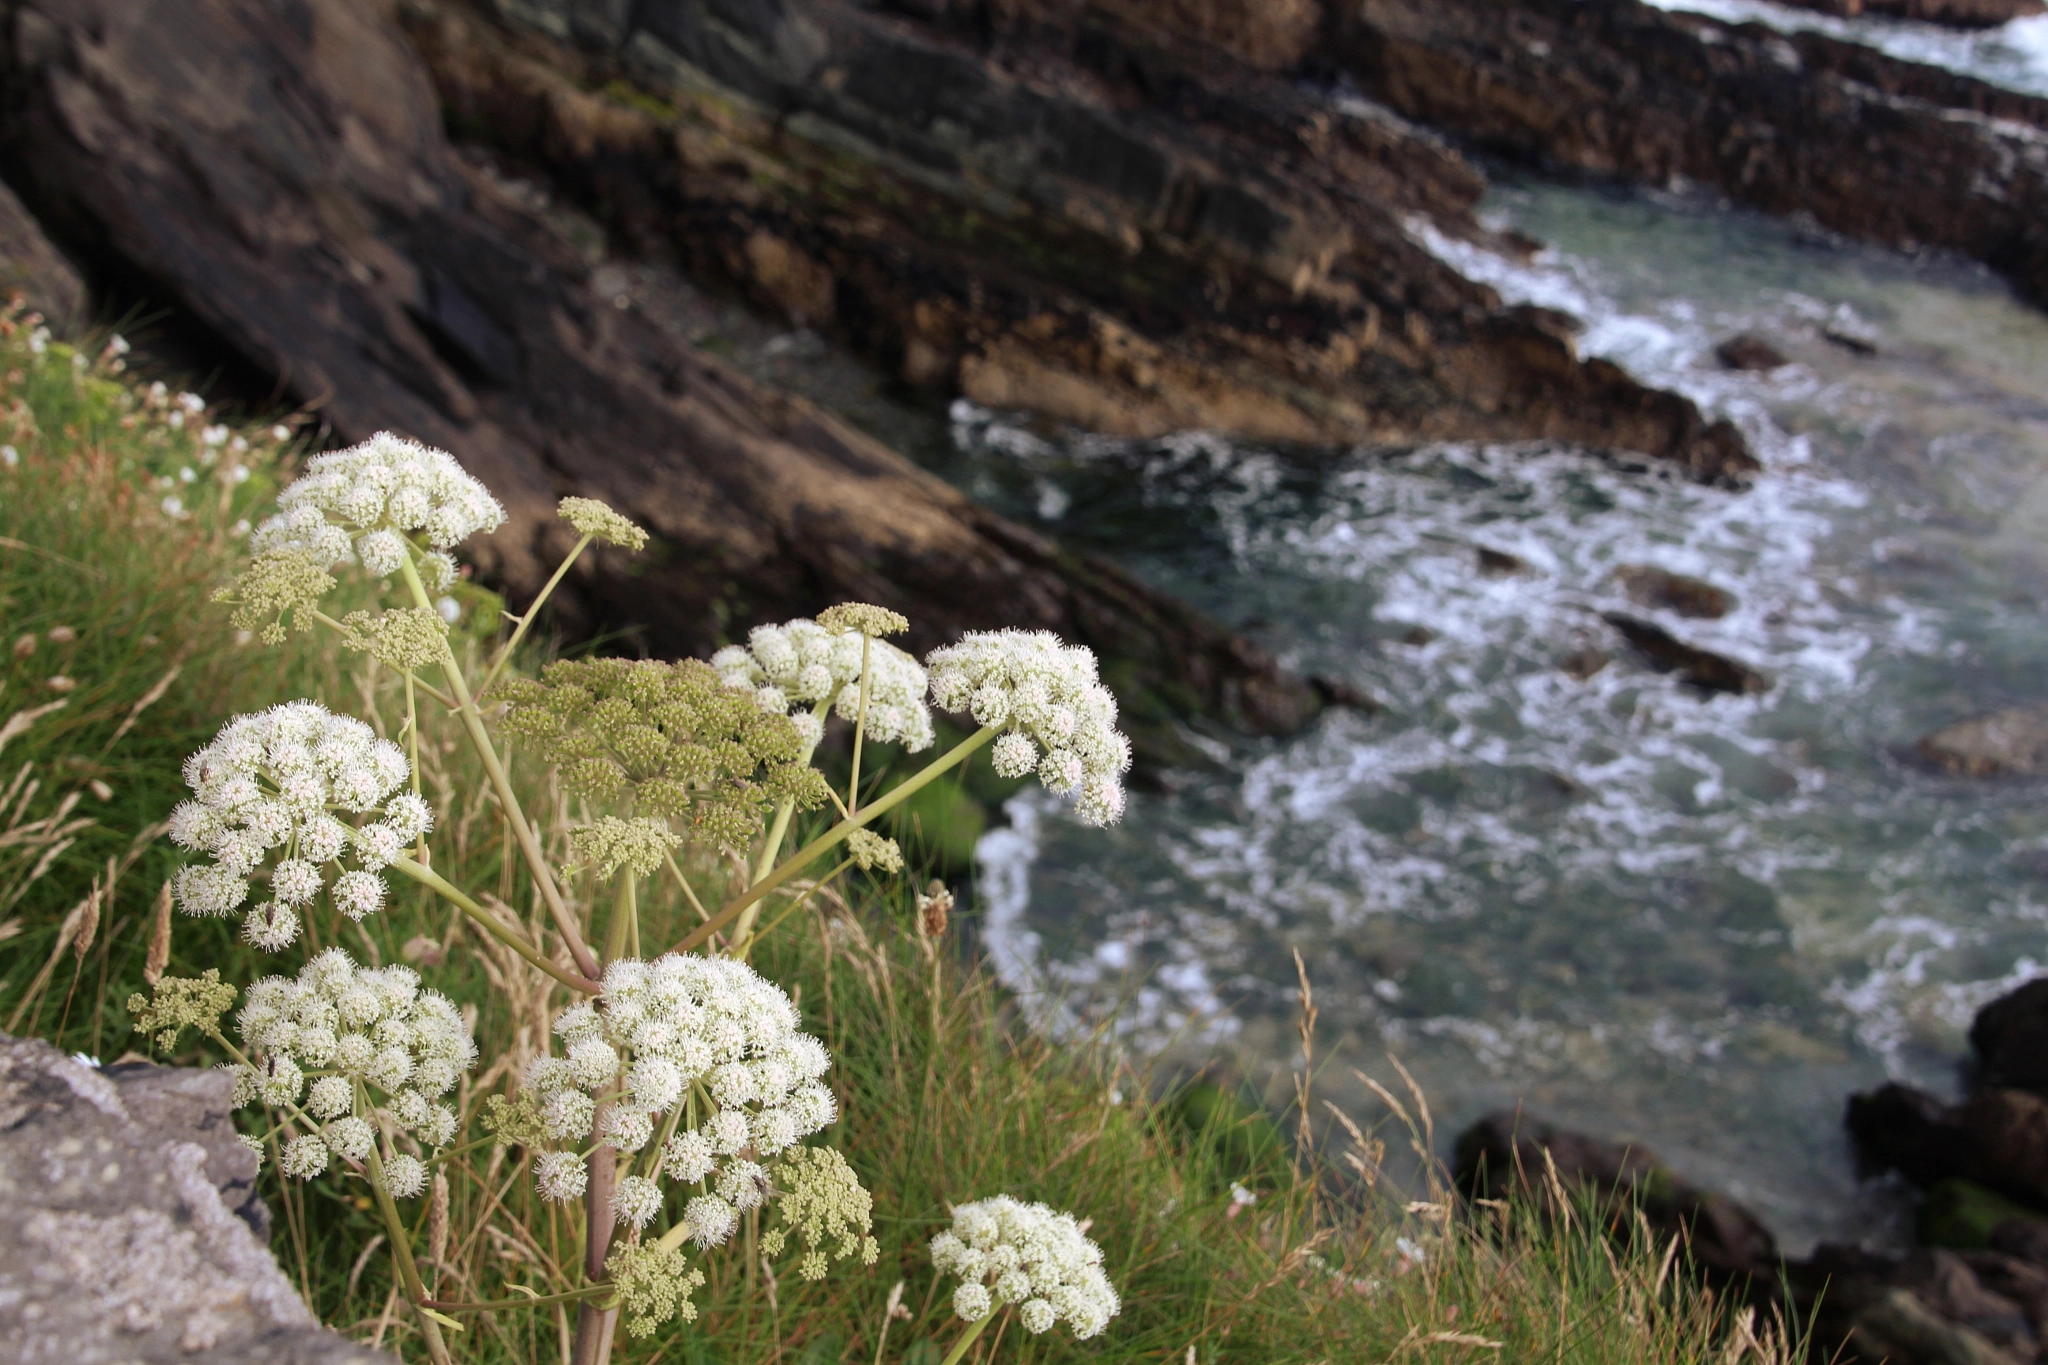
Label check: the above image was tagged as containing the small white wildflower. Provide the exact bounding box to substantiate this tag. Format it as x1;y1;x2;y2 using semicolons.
202;424;230;447
280;1135;329;1179
332;870;386;922
241;903;300;951
925;631;1131;826
684;1194;738;1248
324;1116;375;1162
543;1089;596;1140
1;445;16;467
602;1105;656;1152
664;1129;717;1184
535;1150;589;1202
178;392;206;414
161;495;184;517
720;616;934;752
931;1195;1120;1338
306;1075;354;1119
380;1153;429;1198
613;1175;664;1229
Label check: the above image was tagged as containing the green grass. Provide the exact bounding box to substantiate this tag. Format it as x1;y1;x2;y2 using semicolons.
0;306;1793;1364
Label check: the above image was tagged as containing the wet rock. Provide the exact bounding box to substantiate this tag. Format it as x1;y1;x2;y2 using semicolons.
1972;977;2048;1096
1310;674;1384;713
1453;1111;1779;1289
1336;0;2048;310
1778;0;2046;27
1790;1245;2037;1365
1477;546;1528;575
0;179;85;335
395;0;1756;481
1919;706;2048;777
1849;1083;2048;1207
1558;646;1611;681
1613;565;1737;619
1853;1282;2031;1365
1826;323;1884;356
1714;334;1789;372
4;0;1326;751
1920;1179;2048;1253
0;1033;388;1364
1602;613;1771;695
1394;624;1440;646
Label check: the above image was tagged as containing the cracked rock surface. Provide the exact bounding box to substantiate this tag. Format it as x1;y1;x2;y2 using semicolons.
0;1033;391;1365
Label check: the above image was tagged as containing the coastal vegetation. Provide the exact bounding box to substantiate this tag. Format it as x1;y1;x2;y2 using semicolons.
0;313;1793;1363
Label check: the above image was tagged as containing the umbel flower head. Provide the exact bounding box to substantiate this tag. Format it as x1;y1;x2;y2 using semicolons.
926;630;1131;826
930;1196;1121;1339
249;431;504;593
521;954;845;1244
760;1145;880;1281
712;612;935;753
607;1242;707;1339
169;701;429;951
232;948;476;1168
127;969;237;1053
499;657;829;853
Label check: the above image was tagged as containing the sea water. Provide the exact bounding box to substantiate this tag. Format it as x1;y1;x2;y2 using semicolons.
1640;0;2048;97
955;176;2048;1252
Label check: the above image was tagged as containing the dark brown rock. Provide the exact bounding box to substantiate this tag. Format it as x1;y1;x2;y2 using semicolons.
0;0;1329;751
1336;0;2048;310
394;0;1755;481
1602;613;1771;695
1788;1244;2035;1365
1477;546;1528;575
0;1034;390;1364
1714;334;1789;372
1453;1111;1779;1290
1613;565;1737;619
0;178;85;335
1972;978;2048;1096
1849;1082;2048;1208
1559;646;1611;680
1919;706;2048;777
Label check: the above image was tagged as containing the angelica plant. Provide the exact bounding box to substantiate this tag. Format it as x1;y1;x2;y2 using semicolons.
926;1196;1122;1363
143;429;1131;1365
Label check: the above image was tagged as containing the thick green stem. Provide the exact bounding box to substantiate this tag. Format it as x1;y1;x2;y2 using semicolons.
935;1307;996;1365
365;1145;455;1365
735;698;830;955
604;872;636;966
668;727;994;957
390;856;600;994
848;635;872;815
476;533;592;701
399;554;598;979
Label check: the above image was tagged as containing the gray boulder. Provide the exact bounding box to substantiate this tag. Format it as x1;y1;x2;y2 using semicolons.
0;1034;391;1365
1919;706;2048;778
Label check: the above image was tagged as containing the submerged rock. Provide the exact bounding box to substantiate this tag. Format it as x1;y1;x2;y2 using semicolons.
0;1034;386;1363
1602;613;1771;695
1453;1111;1779;1289
1973;978;2048;1096
1919;706;2048;777
1714;334;1790;372
1613;565;1737;619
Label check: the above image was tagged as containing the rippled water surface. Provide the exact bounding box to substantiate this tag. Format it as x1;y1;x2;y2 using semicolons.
947;177;2048;1252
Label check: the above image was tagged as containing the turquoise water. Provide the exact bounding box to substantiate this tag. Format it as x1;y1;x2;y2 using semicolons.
956;175;2048;1252
1643;0;2048;95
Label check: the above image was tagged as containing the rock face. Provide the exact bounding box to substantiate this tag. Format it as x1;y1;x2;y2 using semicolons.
0;177;83;334
1337;0;2048;309
1848;1082;2048;1206
0;0;1332;748
0;1033;388;1365
1919;706;2048;777
395;0;1752;480
1972;978;2048;1095
1453;1110;1780;1289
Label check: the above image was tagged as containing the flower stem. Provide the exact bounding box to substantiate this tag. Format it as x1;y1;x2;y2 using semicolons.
390;856;600;993
669;726;995;957
735;698;829;955
848;635;872;816
398;554;598;979
365;1144;456;1365
425;1285;611;1313
475;532;592;702
935;1308;995;1365
604;871;635;966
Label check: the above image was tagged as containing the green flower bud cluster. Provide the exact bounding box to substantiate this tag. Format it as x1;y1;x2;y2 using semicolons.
127;969;237;1053
337;607;449;672
570;816;682;881
558;496;649;551
760;1145;880;1282
499;658;830;852
606;1242;706;1338
480;1092;551;1149
214;550;335;645
845;829;904;875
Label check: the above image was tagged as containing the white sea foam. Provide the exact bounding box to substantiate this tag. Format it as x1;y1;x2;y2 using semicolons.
1643;0;2048;96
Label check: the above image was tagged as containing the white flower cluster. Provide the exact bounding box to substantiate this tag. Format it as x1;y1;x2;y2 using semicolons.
249;431;504;592
170;702;429;951
713;620;934;752
234;949;475;1185
930;1196;1121;1339
523;954;838;1245
926;631;1130;825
